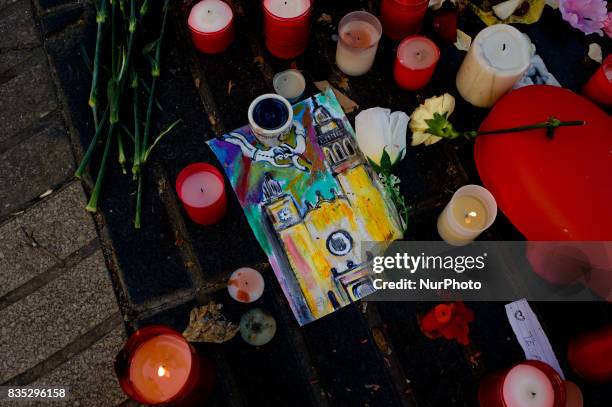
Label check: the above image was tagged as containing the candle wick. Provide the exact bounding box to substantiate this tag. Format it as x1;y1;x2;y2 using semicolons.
502;43;506;51
201;188;204;193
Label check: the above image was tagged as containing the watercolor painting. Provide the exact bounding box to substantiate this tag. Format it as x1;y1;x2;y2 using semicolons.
207;88;402;325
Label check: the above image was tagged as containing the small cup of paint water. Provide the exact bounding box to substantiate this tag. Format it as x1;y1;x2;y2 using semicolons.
248;93;293;147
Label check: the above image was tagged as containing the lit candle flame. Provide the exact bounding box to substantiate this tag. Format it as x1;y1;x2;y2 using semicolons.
464;211;478;224
157;365;169;378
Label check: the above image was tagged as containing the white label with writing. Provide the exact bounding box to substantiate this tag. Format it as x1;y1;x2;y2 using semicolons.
505;299;565;379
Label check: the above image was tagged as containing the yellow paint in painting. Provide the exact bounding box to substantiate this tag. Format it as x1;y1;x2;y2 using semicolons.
338;165;402;241
279;225;335;318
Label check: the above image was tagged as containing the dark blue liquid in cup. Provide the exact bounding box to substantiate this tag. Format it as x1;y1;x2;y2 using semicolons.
252;98;289;130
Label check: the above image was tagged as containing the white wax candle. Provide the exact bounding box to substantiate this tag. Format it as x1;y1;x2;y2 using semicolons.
336;11;382;77
437;185;497;246
240;308;277;346
502;364;555;407
263;0;310;19
273;69;306;101
456;24;531;108
180;171;223;207
188;0;233;33
397;36;438;69
228;267;265;303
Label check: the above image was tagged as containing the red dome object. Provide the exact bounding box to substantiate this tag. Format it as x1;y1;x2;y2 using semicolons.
568;325;612;383
474;85;612;241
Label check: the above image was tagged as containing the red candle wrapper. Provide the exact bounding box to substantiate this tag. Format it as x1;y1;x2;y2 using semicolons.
114;325;216;406
188;8;235;54
478;360;566;407
582;55;612;107
568;325;612;383
176;163;227;225
394;35;440;91
432;5;457;44
380;0;429;40
263;0;312;59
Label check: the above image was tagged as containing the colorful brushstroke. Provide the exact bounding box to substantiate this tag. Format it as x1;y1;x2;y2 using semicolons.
207;88;402;325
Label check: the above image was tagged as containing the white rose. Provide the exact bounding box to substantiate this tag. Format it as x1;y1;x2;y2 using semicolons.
355;107;409;168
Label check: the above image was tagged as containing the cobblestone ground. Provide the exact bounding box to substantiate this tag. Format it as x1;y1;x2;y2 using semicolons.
0;0;127;405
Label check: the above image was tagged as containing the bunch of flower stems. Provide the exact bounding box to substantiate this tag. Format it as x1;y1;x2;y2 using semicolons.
75;0;178;228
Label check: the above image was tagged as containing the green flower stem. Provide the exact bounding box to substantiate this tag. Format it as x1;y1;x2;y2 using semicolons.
117;132;127;174
88;0;108;130
135;172;143;229
381;171;408;237
131;73;141;180
86;124;115;212
467;119;585;139
74;108;109;179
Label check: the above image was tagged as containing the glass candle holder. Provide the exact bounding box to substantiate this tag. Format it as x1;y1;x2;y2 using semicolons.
394;35;440;90
115;325;216;406
437;185;497;246
478;360;566;407
380;0;429;40
581;55;612;107
188;0;235;54
336;11;382;77
263;0;312;59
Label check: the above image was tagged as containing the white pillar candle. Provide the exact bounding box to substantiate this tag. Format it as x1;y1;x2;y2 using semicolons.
227;267;265;303
437;185;497;246
273;69;306;102
502;364;555;407
263;0;310;18
456;24;531;108
336;11;382;77
188;0;233;33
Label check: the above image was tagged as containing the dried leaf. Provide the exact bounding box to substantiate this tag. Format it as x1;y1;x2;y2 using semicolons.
336;75;350;91
182;301;239;343
317;13;332;24
227;80;234;95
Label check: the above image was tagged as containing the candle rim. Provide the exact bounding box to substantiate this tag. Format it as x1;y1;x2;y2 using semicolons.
176;163;225;208
447;184;497;234
338;11;382;50
262;0;312;21
472;24;531;77
188;0;234;35
397;35;440;69
248;93;294;137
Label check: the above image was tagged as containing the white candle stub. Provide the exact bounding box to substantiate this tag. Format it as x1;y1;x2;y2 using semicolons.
273;69;306;101
227;267;265;303
456;24;531;107
181;171;223;207
189;0;233;33
264;0;310;19
336;12;382;77
502;364;555;407
240;308;277;346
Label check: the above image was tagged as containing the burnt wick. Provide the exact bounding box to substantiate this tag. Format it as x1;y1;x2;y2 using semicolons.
201;188;204;193
502;43;506;51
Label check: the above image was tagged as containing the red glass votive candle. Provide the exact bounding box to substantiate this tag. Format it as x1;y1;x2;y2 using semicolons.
263;0;312;59
380;0;429;41
478;360;566;407
394;36;440;90
568;325;612;383
188;0;235;54
432;5;458;44
582;55;612;107
176;163;227;225
115;325;216;406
